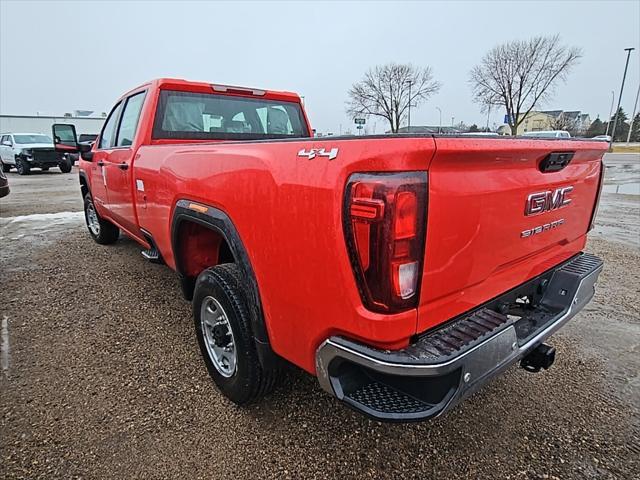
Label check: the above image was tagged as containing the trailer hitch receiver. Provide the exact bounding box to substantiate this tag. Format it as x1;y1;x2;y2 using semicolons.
520;343;556;373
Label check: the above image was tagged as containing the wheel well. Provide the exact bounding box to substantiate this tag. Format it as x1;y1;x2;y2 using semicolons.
80;176;89;198
176;220;234;280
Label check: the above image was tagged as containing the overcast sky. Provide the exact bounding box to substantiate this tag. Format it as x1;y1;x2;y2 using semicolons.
1;0;639;134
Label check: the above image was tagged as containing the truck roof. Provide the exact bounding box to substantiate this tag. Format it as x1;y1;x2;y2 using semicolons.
122;78;302;103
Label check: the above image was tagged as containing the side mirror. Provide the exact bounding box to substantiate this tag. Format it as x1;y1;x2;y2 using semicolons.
52;124;79;153
79;142;94;161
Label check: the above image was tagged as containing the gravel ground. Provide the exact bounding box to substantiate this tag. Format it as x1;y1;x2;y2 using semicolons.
1;156;639;479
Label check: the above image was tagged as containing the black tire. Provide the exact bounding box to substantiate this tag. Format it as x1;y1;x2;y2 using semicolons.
16;158;30;175
193;264;279;404
41;166;50;172
59;159;72;173
83;193;119;244
1;162;9;173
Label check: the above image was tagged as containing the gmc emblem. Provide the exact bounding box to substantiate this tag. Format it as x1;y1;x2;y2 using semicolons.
525;186;574;216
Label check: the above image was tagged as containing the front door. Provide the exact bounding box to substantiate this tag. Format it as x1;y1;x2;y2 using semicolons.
0;135;14;164
91;102;122;214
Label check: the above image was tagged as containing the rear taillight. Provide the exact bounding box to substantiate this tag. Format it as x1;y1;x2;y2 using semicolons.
343;172;428;313
588;159;605;232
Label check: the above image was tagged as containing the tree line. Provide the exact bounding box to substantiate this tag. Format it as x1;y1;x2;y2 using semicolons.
346;34;635;140
586;107;640;142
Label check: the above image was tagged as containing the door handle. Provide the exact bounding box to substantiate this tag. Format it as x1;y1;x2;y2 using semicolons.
97;161;105;166
117;162;129;170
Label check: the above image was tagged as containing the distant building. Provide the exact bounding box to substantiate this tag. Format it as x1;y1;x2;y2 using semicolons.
0;114;105;136
516;110;591;135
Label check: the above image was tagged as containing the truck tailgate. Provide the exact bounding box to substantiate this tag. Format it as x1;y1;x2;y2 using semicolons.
417;138;606;333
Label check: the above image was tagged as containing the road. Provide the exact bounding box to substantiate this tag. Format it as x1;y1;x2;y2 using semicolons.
1;155;638;479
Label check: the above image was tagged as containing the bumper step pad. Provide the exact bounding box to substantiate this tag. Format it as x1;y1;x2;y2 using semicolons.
349;382;429;415
404;308;509;360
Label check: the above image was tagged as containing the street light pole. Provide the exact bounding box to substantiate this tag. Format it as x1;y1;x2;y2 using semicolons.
627;83;640;144
404;80;413;133
610;47;635;148
486;103;492;131
436;107;442;134
605;90;615;136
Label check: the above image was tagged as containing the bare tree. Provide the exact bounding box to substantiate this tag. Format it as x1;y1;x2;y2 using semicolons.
549;113;577;134
346;63;441;133
469;35;582;135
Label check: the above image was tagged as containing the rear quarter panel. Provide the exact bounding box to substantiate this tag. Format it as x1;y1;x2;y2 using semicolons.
133;137;436;373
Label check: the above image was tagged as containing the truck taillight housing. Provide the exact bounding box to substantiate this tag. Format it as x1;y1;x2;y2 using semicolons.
343;172;428;313
588;159;605;232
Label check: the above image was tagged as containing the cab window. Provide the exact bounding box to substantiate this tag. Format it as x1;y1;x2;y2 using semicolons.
116;91;147;147
99;102;123;149
153;90;309;140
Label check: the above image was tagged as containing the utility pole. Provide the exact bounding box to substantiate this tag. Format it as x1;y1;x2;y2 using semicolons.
436;107;442;134
610;47;635;148
627;83;640;143
605;90;615;136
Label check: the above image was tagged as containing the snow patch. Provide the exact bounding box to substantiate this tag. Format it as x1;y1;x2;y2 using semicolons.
2;211;84;224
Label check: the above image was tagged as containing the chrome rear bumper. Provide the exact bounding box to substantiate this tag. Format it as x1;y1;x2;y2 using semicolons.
316;253;603;422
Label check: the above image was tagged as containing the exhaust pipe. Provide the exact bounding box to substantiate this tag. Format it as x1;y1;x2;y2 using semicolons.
520;343;556;373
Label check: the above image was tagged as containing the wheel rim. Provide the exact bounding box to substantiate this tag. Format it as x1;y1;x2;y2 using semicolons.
200;295;237;378
85;200;101;236
16;161;24;174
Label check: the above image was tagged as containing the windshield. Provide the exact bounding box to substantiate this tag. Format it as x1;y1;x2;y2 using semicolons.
14;134;52;144
153;90;309;140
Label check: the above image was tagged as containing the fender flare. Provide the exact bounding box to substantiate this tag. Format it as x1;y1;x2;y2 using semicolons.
79;170;90;196
171;199;278;368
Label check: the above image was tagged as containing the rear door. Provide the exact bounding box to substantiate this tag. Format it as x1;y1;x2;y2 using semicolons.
417;137;606;333
101;90;147;236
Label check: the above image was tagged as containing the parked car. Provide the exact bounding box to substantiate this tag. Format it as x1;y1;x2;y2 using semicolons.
0;133;73;174
53;78;607;422
460;132;500;136
0;167;9;197
591;135;612;142
522;130;571;139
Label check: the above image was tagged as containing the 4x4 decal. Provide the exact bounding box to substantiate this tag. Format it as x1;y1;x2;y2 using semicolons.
297;147;338;160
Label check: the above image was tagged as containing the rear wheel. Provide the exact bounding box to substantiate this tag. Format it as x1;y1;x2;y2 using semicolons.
59;159;72;173
16;158;30;175
83;193;119;244
194;264;279;404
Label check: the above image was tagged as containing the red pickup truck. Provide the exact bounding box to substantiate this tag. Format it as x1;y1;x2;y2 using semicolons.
53;78;606;422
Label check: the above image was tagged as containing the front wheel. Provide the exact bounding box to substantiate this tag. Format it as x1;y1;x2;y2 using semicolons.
193;264;279;404
16;158;30;175
59;159;72;173
83;193;119;244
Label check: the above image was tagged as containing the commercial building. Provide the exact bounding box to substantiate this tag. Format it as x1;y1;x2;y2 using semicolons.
0;114;105;136
516;110;591;135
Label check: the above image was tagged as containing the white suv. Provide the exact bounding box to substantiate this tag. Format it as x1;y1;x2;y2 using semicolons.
0;132;73;175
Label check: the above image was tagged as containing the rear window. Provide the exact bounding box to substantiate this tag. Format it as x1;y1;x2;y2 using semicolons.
153;90;309;140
